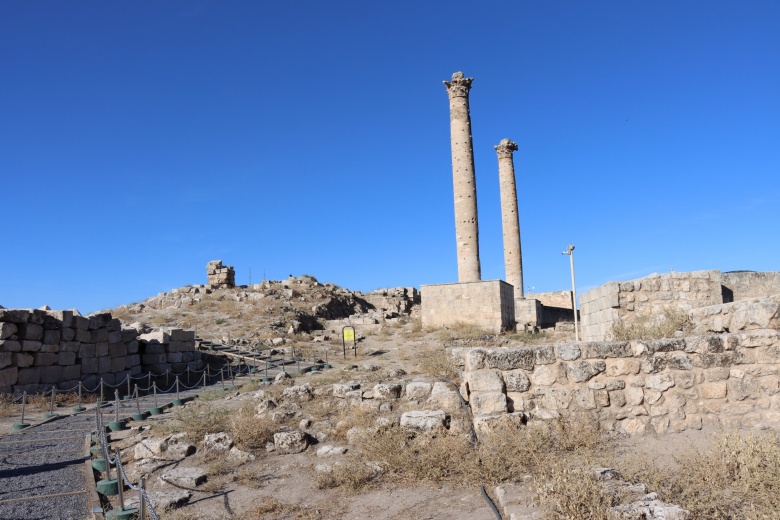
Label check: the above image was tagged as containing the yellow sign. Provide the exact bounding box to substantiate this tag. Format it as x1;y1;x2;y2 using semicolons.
343;328;355;341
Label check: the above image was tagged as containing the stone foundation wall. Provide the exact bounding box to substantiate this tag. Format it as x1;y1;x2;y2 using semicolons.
722;271;780;302
580;271;723;341
0;308;203;394
527;290;573;310
450;328;780;435
421;280;515;334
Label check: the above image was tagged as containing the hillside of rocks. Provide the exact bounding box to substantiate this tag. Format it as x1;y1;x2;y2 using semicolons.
109;275;420;347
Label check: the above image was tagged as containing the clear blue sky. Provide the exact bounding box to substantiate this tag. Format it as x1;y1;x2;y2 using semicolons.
1;1;778;314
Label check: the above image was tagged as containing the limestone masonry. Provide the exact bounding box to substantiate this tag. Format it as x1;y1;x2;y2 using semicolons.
450;298;780;435
0;308;203;394
207;259;235;288
421;281;515;334
580;270;780;341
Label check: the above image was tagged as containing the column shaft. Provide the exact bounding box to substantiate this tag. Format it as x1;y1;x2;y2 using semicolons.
444;72;481;282
496;139;524;298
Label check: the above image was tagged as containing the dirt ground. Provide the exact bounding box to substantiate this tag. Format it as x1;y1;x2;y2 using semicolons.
0;323;724;520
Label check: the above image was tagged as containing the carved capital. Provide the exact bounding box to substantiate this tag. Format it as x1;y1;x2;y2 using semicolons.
444;71;473;98
495;138;518;158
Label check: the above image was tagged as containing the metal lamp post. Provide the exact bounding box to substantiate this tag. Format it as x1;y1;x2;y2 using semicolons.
562;245;580;341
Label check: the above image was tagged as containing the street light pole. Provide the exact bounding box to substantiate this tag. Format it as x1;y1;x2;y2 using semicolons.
562;245;580;342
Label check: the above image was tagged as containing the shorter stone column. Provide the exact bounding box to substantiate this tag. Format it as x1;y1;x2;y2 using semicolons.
495;138;524;298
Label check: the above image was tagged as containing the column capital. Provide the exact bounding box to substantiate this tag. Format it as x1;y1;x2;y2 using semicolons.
444;71;473;98
495;138;518;158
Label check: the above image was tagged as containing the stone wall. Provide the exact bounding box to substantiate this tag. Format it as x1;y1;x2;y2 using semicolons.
421;280;515;334
450;327;780;435
206;260;235;288
580;271;723;341
722;271;780;302
689;295;780;335
528;290;573;310
0;308;203;394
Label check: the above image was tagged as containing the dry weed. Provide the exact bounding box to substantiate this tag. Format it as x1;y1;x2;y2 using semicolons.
416;345;459;382
154;401;229;440
610;307;691;341
620;429;780;519
230;403;276;452
532;459;617;520
246;497;322;519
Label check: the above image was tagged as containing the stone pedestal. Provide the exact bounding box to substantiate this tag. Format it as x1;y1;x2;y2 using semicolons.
420;281;515;334
444;72;481;282
515;298;542;329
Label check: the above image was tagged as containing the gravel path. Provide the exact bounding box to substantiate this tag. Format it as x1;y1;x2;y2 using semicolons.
0;381;213;520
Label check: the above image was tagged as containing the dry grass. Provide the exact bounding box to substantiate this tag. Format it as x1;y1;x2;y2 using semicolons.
610;307;691;341
319;414;606;493
0;390;98;418
415;345;459;382
229;403;277;452
154;401;230;440
620;429;780;519
532;460;617;520
433;322;495;344
246;497;324;519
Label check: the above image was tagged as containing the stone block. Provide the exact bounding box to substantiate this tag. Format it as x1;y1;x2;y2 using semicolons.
22;340;42;352
486;348;534;371
581;341;632;359
61;328;75;341
727;377;758;401
111;357;126;373
469;392;507;415
33;352;57;366
15;352;34;368
17;323;43;340
78;343;96;358
465;370;505;393
606;359;641;377
144;344;165;354
555;343;581;361
40;365;63;384
17;367;40;385
569;361;606;383
171;329;195;342
40;343;59;353
167;352;183;363
0;366;18;387
126;340;139;354
81;357;99;374
0;351;11;369
88;313;112;330
140;331;170;344
143;353;167;365
646;373;675;392
62;364;81;380
373;383;402;400
0;322;17;340
98;356;111;373
464;348;487;371
72;316;89;331
0;340;21;352
75;329;91;343
503;369;531;392
699;382;727;399
125;355;141;369
42;329;60;345
400;410;448;431
109;342;127;357
96;342;108;357
0;308;31;323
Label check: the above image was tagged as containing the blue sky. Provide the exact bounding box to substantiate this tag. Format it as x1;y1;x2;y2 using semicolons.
1;1;778;313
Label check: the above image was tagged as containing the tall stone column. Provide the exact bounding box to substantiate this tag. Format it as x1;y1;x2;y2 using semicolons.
495;138;524;298
444;72;481;282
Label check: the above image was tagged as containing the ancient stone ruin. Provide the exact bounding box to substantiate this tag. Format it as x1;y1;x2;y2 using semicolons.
206;260;235;288
0;308;203;394
580;270;780;342
421;72;517;333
